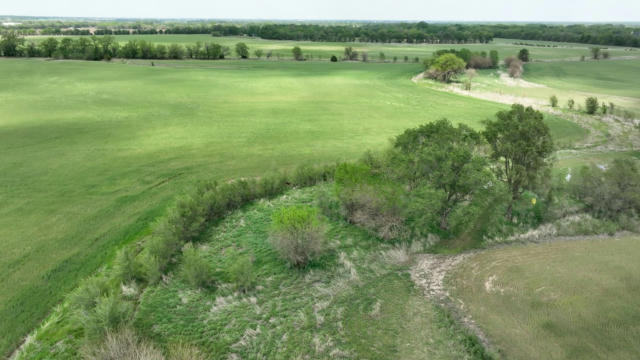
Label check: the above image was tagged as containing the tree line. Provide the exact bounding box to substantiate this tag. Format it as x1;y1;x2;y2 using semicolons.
4;21;639;47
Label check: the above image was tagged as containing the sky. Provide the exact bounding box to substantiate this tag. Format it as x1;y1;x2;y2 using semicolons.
1;0;639;22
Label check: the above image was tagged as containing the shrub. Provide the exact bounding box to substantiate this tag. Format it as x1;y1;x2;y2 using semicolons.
81;328;164;360
602;50;610;59
180;243;214;289
316;187;343;220
112;247;144;284
550;95;558;107
69;275;111;313
80;294;133;340
269;206;327;267
467;55;492;69
228;256;256;292
167;343;207;360
404;55;409;62
425;53;466;82
567;99;575;110
585;97;599;114
507;58;523;78
330;55;338;62
518;48;530;62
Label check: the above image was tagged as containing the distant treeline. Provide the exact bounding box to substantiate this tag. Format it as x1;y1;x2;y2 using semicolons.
3;21;639;47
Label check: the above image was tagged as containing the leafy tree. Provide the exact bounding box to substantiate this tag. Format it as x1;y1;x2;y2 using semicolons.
235;42;249;59
330;55;338;62
254;49;264;58
168;43;185;59
40;37;59;58
567;99;575;110
378;52;386;62
489;50;499;67
426;53;466;83
58;38;74;58
0;31;24;56
483;104;554;220
393;119;492;230
343;46;358;61
602;50;610;59
404;55;409;62
292;46;303;61
585;97;599;114
517;48;530;62
590;47;601;60
550;95;558;107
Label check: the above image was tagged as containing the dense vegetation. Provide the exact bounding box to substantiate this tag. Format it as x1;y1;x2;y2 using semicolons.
3;20;640;47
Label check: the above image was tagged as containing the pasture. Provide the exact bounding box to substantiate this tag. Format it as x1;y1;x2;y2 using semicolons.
448;236;640;359
0;57;519;355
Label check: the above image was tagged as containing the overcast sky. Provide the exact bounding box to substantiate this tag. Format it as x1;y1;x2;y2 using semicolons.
2;0;639;22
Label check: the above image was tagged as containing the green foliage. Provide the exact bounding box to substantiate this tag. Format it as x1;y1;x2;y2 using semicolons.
426;53;466;82
79;294;133;340
571;159;640;220
590;46;601;59
253;49;263;58
483;104;554;219
69;275;112;313
549;95;558;107
227;256;256;293
40;37;59;57
517;48;530;62
567;98;575;110
180;243;214;289
235;42;249;59
292;46;303;61
112;247;144;284
270;205;327;267
489;50;499;67
585;96;599;114
0;31;25;56
344;46;358;61
330;54;338;62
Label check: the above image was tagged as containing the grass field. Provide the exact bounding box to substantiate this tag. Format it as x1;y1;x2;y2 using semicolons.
448;236;640;359
26;35;638;61
21;186;484;359
455;59;640;114
0;57;530;356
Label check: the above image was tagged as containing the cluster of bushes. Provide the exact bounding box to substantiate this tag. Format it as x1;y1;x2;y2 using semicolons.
57;164;334;357
423;48;500;83
322;105;555;246
553;95;627;117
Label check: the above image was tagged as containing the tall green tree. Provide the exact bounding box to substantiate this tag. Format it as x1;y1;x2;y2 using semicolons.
426;53;466;83
235;42;249;59
40;37;59;57
393;119;492;230
483;104;554;220
517;48;530;62
0;31;24;56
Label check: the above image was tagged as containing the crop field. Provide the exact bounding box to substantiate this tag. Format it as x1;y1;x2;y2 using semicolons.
1;57;560;355
448;236;640;359
26;35;638;61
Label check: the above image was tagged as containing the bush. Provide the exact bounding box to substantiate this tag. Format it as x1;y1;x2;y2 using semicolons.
112;247;144;284
167;343;207;360
585;97;599;114
180;243;214;289
228;256;256;292
330;55;337;62
518;48;530;62
550;95;558;107
269;206;327;267
567;99;575;110
80;294;133;340
69;275;111;313
81;328;164;360
467;55;492;69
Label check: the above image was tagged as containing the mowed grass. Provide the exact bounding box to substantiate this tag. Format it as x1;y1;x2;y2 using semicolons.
448;236;640;359
27;35;636;61
0;57;522;355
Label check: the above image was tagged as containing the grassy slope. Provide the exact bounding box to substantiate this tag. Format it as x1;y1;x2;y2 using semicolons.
0;58;517;355
131;186;479;359
26;36;636;61
448;236;640;359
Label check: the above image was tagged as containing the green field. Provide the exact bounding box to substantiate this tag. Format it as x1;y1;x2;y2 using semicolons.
27;35;638;61
448;236;640;359
0;57;529;355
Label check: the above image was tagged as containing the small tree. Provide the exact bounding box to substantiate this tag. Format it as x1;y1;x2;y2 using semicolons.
40;37;59;58
518;48;530;62
580;55;586;61
379;52;386;62
567;99;575;110
393;56;398;63
404;55;409;62
602;51;610;59
426;53;466;83
483;104;554;220
180;243;214;289
464;68;477;91
0;31;24;56
292;46;303;61
489;50;499;68
344;46;358;61
235;42;249;59
330;55;338;62
254;49;264;59
585;97;599;114
601;102;608;114
590;47;601;60
508;58;523;78
361;52;368;62
550;95;558;108
270;206;326;267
